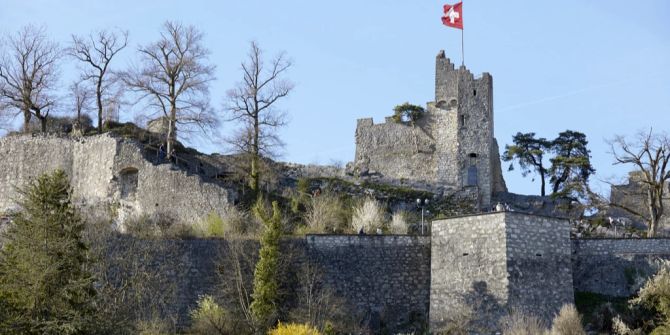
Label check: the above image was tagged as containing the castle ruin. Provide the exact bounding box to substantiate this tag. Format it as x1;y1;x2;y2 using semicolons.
353;50;507;208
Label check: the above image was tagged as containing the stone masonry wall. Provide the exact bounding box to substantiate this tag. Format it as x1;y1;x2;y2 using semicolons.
572;238;670;297
0;134;117;213
353;117;438;184
505;213;574;321
0;134;234;227
110;236;431;333
306;235;431;331
430;212;573;332
430;213;509;332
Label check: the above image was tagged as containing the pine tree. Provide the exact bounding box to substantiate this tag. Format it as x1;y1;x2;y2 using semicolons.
250;198;282;330
0;170;96;334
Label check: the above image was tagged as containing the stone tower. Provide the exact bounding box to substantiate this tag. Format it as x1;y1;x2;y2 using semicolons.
353;50;506;208
430;212;574;332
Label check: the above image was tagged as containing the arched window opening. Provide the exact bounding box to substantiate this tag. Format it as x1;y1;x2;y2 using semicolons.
119;167;139;199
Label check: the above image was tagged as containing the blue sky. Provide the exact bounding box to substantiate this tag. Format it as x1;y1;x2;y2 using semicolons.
2;0;669;196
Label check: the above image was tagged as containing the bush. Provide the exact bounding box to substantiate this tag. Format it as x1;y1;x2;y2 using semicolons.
630;264;670;334
189;295;229;334
389;211;409;234
192;206;251;238
304;192;347;234
268;322;321;335
351;198;385;233
550;304;586;335
499;309;548;335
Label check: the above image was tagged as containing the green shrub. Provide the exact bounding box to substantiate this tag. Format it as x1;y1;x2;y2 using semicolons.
268;322;321;335
189;295;229;334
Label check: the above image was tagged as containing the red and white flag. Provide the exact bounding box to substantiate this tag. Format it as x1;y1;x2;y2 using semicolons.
442;2;463;29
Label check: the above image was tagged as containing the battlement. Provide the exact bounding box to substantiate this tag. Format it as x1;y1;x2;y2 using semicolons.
435;50;492;103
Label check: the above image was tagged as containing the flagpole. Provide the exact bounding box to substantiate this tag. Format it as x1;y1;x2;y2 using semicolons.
461;25;464;66
461;0;464;66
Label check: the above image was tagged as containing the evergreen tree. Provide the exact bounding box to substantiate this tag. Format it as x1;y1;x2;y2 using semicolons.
0;170;96;334
250;198;282;331
548;130;595;200
503;132;552;196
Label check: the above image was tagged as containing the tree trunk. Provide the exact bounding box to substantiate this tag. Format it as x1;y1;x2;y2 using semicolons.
647;189;663;237
40;117;47;133
166;106;177;162
22;108;31;133
540;169;546;197
97;81;103;134
250;118;260;192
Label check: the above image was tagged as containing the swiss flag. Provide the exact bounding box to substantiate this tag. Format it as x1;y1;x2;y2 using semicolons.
442;2;463;29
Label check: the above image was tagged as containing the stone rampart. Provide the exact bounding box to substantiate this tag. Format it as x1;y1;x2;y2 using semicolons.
306;235;431;330
572;238;670;297
0;134;234;227
111;235;431;333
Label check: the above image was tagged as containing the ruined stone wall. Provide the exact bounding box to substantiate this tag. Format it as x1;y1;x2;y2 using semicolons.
353;117;438;184
113;139;233;226
353;51;507;208
572;238;670;297
608;171;670;229
0;134;234;226
430;212;573;332
0;134;117;214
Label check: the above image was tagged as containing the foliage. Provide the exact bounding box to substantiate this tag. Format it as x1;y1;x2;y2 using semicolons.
631;265;670;333
303;192;349;234
389;211;409;234
499;309;548;335
549;130;595;200
503;132;552;196
391;102;425;125
549;304;586;335
192;206;251;238
0;170;96;334
189;295;230;334
250;199;283;329
351;198;386;234
268;322;321;335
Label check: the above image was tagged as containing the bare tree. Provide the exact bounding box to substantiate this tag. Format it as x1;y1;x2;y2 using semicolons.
609;129;670;237
69;28;128;133
69;81;91;127
225;41;293;192
0;25;59;133
123;21;216;159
